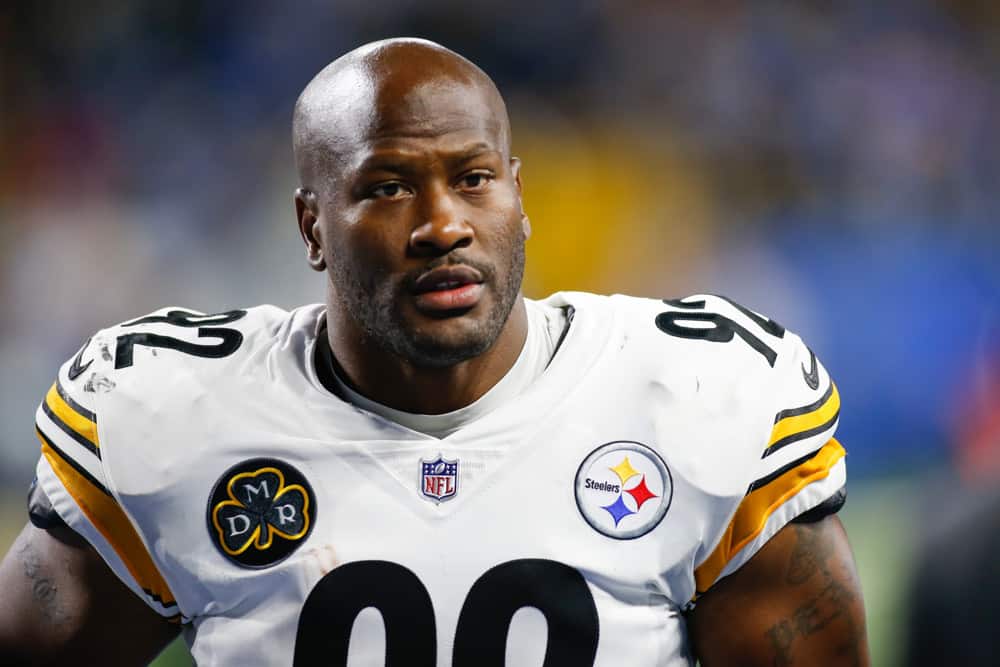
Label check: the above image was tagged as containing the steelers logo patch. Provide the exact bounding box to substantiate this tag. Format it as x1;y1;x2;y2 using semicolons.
207;458;315;568
575;441;672;540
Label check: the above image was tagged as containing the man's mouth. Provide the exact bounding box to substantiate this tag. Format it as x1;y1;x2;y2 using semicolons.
411;265;485;312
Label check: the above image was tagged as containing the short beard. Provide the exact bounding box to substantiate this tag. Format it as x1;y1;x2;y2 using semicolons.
330;237;525;369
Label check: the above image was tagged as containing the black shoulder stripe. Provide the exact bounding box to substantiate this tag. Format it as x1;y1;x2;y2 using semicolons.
35;426;112;498
762;409;839;459
773;381;834;424
142;588;179;611
56;377;96;423
40;402;101;459
748;445;826;494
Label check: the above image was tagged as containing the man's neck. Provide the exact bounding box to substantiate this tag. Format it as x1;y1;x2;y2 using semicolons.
327;298;529;415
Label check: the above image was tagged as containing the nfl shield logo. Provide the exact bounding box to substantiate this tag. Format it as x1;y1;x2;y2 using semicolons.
420;455;459;503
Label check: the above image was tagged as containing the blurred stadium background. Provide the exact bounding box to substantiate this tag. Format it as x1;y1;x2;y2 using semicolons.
2;2;998;665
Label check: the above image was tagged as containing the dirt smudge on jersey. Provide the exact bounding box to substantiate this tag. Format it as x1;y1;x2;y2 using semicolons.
304;544;340;577
83;372;116;393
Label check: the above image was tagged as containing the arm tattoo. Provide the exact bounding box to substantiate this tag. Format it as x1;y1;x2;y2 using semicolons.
764;523;863;666
17;535;68;625
786;520;833;585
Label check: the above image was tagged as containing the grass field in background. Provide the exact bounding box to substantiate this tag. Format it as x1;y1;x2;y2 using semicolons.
0;477;918;667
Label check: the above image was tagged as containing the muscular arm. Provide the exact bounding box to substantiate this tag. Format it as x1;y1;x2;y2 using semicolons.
688;515;869;666
0;522;179;666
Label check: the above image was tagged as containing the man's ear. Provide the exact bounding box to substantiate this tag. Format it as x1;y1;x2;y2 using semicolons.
295;188;326;271
510;157;531;239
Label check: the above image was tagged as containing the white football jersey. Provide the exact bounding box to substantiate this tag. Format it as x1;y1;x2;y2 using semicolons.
33;292;845;666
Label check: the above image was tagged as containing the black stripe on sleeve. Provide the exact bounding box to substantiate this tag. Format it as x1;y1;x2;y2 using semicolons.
747;445;826;494
41;401;101;459
35;425;112;497
142;588;179;611
762;409;840;459
773;381;834;424
791;486;847;524
56;377;97;423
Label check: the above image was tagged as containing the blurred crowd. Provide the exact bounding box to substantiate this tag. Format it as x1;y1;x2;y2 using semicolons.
1;0;998;485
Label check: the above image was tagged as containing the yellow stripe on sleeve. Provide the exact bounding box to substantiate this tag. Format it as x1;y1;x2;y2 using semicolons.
38;433;177;611
45;383;98;449
768;383;840;448
694;438;846;594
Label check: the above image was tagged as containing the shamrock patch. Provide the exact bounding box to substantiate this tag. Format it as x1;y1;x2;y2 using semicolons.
208;458;315;568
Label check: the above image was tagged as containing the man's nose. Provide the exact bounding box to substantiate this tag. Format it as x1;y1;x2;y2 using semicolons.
409;187;474;255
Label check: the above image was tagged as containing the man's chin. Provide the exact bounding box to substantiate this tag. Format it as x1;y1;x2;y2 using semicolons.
400;336;493;369
393;314;498;368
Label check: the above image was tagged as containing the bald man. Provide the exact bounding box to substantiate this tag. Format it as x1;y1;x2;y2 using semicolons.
0;39;868;666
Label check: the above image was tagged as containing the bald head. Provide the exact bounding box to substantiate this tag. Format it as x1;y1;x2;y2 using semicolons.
293;38;511;190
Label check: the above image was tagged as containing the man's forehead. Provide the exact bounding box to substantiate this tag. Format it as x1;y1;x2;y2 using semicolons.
328;79;503;153
294;40;511;184
317;83;506;175
371;79;501;137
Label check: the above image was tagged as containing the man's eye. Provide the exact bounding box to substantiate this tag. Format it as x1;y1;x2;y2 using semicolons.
459;173;492;191
370;183;407;199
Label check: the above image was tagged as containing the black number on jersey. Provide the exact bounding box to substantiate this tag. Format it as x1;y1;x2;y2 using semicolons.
294;561;436;665
293;558;599;666
453;559;599;666
656;296;784;367
114;309;247;369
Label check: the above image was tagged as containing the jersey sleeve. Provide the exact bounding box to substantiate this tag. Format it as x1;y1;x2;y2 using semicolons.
31;336;183;621
689;298;846;598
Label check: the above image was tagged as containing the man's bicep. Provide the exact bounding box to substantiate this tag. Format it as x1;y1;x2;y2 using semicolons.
687;516;869;667
0;522;179;666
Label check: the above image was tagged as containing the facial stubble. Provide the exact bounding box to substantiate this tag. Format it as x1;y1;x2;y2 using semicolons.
329;229;526;369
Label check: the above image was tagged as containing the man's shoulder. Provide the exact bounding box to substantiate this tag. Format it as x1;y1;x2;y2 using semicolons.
543;291;835;448
38;302;330;492
541;290;802;375
77;303;322;375
45;303;325;430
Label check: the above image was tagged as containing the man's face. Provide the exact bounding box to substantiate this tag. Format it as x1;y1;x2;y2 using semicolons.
311;81;528;368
